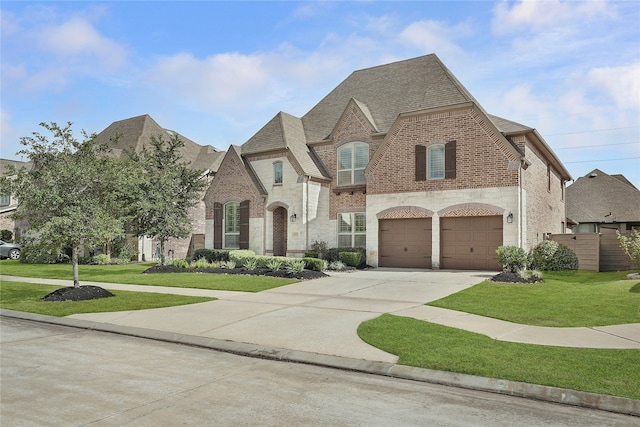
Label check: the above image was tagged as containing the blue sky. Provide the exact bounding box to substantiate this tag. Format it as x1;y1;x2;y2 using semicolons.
2;1;639;187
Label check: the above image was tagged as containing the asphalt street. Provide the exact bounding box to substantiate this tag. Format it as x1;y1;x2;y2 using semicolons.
1;317;635;426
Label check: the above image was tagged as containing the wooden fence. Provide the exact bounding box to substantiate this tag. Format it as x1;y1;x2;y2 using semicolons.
550;233;631;272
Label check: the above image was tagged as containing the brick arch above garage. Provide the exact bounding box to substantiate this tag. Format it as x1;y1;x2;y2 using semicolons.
376;206;434;219
438;203;504;218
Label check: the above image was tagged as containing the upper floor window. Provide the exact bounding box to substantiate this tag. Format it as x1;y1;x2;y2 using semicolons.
337;142;368;186
428;145;445;180
0;195;9;207
224;202;240;249
273;162;283;184
415;141;456;181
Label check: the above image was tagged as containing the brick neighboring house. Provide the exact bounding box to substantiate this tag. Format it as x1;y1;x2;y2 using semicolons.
566;169;640;234
94;114;224;260
203;54;571;270
0;158;31;241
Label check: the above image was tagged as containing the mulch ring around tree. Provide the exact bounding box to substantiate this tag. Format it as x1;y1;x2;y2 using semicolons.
143;265;329;281
42;286;115;302
490;272;543;284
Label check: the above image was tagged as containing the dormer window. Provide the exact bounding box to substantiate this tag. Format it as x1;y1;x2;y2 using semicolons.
337;142;368;186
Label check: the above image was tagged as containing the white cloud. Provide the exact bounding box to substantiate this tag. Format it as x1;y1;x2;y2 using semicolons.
492;0;610;35
399;20;469;58
37;17;128;70
588;63;640;110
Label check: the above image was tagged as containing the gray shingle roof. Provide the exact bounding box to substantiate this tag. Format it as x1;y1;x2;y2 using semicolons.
566;169;640;223
302;54;480;142
242;112;328;179
94;114;223;173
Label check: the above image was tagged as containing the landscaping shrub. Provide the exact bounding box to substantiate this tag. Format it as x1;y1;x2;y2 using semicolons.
496;245;529;273
286;259;305;274
304;251;319;259
0;229;13;242
325;247;366;267
243;257;259;270
192;249;230;263
265;257;284;272
229;250;256;267
339;251;362;267
192;258;213;269
19;240;69;264
303;257;325;272
328;260;347;271
530;240;579;271
172;259;189;268
91;254;111;265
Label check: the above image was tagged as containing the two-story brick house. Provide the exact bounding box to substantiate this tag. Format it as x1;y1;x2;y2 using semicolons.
204;54;571;270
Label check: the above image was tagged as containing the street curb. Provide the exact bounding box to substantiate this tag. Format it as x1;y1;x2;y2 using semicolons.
2;309;638;417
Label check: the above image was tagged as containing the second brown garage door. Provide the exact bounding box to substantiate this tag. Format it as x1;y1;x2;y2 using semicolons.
379;218;432;268
440;216;503;270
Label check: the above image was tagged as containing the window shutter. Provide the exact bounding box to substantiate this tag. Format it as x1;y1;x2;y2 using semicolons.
415;145;426;181
239;200;250;249
213;202;222;249
445;140;456;179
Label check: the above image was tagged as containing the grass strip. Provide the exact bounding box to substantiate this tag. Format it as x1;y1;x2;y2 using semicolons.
0;261;299;292
358;314;640;400
427;270;640;327
0;281;214;317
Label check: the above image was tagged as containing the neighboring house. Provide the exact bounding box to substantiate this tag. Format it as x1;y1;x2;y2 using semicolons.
204;54;571;270
0;158;32;241
566;169;640;234
93;114;224;260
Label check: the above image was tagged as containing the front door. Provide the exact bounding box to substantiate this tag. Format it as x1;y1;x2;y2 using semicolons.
273;207;288;256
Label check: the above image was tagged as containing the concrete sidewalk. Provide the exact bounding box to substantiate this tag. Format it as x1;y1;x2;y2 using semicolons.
2;270;639;359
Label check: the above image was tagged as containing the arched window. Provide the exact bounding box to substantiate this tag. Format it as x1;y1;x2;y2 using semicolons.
224;202;240;249
337;142;368;185
428;144;445;180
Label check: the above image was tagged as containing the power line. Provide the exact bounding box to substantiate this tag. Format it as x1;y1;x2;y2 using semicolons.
554;141;639;150
542;125;640;137
563;157;640;164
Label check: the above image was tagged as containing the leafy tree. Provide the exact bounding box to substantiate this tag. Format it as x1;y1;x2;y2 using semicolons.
617;230;640;271
1;122;138;287
129;133;207;265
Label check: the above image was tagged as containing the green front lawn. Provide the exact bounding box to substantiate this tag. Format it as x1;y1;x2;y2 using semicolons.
428;271;640;327
0;281;214;317
358;314;640;400
0;260;299;292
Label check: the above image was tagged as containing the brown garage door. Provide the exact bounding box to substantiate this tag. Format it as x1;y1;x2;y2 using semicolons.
379;218;432;268
441;216;502;271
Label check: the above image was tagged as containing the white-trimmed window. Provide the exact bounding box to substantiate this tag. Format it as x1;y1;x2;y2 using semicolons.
428;144;445;180
0;195;9;207
338;213;366;247
224;202;240;249
337;142;368;185
274;162;283;184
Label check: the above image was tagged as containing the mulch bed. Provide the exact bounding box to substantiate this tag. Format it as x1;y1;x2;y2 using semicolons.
42;285;115;302
143;265;328;281
491;271;543;284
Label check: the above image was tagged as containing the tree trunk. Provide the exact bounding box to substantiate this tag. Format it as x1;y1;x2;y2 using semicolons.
160;239;166;266
72;245;80;288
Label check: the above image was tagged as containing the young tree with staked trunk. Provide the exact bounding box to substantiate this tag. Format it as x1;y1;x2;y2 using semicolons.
128;133;207;265
1;122;139;287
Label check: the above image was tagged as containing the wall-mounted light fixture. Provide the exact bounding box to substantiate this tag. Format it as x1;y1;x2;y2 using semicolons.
507;212;513;223
290;212;297;222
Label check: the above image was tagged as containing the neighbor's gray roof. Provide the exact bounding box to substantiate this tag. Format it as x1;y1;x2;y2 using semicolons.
93;114;223;173
242;112;329;180
566;169;640;223
0;158;31;176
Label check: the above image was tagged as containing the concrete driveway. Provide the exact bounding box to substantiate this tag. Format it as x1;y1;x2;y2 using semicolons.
69;269;493;362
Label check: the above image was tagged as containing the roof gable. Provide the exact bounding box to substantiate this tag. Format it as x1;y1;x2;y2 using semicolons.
301;54;479;143
206;146;267;201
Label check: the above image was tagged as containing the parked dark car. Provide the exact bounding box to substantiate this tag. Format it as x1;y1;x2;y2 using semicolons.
0;240;20;260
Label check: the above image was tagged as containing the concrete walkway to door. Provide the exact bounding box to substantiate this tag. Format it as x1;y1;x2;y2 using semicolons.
2;269;639;363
